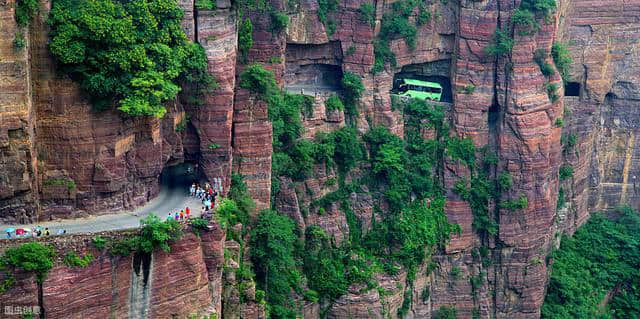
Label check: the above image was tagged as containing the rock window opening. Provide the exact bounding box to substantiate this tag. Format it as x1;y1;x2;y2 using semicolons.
565;82;580;97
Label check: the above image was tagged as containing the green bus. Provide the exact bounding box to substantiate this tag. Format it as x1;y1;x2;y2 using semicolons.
393;79;443;101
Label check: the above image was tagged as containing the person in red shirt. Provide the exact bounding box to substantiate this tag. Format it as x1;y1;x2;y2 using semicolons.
185;207;190;219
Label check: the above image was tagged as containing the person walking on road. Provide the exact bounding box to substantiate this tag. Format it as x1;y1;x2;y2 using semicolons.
44;228;50;236
179;210;184;221
190;183;196;197
167;213;173;221
174;212;179;221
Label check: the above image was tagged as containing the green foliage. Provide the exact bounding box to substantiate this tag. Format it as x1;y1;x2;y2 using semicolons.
43;177;76;190
416;5;432;26
1;242;56;283
92;236;107;250
454;174;499;236
48;0;214;117
345;45;356;56
138;214;182;253
195;0;216;10
470;273;484;293
458;84;475;94
215;199;245;229
238;18;253;64
379;12;417;50
15;0;40;27
559;165;573;181
228;173;255;225
450;266;461;279
13;32;25;51
325;95;345;112
175;116;189;132
317;0;338;24
557;187;566;210
303;226;348;301
208;143;220;150
63;251;94;268
250;210;301;319
372;40;396;74
485;28;514;58
239;64;278;96
328;127;364;172
433;305;458;319
446;137;475;168
545;81;560;103
555;117;564;127
190;217;209;230
498;172;513;191
270;11;289;33
520;0;556;20
512;8;539;36
358;3;375;27
341;71;364;115
542;207;640;318
317;0;338;36
499;194;529;211
534;49;554;77
561;133;577;153
552;42;573;82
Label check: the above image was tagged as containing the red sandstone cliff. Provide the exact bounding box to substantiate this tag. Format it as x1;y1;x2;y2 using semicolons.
2;0;640;317
0;225;227;318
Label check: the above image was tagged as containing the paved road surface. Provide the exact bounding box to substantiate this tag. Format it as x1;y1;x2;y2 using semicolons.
0;186;205;238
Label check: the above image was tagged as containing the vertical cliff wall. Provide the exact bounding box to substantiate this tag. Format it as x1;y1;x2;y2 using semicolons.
556;0;640;236
0;225;226;318
0;0;38;223
2;0;640;317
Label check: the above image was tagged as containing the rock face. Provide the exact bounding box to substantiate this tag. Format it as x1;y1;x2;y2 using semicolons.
2;0;640;317
0;225;226;318
0;0;38;223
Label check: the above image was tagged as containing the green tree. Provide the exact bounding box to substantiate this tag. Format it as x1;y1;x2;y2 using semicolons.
1;242;56;283
48;0;214;117
358;3;375;27
238;18;253;64
250;210;301;319
485;28;514;58
340;71;364;115
138;214;182;253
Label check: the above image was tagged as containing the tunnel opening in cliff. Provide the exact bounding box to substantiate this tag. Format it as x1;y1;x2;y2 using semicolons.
159;161;200;191
565;82;580;97
392;59;453;102
284;41;343;94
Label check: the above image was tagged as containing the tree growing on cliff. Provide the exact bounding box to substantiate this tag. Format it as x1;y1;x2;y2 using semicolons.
250;209;301;319
15;0;40;27
47;0;214;117
485;28;514;58
340;71;365;115
1;242;56;284
238;18;253;64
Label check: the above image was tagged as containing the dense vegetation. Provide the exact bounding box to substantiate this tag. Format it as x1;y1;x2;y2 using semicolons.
542;206;640;319
373;0;431;74
47;0;215;117
0;242;56;284
239;63;463;316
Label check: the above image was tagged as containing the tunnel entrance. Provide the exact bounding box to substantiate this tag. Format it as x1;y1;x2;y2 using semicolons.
391;60;453;103
159;162;200;191
565;82;580;97
284;41;343;95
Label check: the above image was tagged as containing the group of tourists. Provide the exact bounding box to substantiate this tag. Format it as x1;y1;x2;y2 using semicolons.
167;207;192;222
191;182;219;212
5;226;63;239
